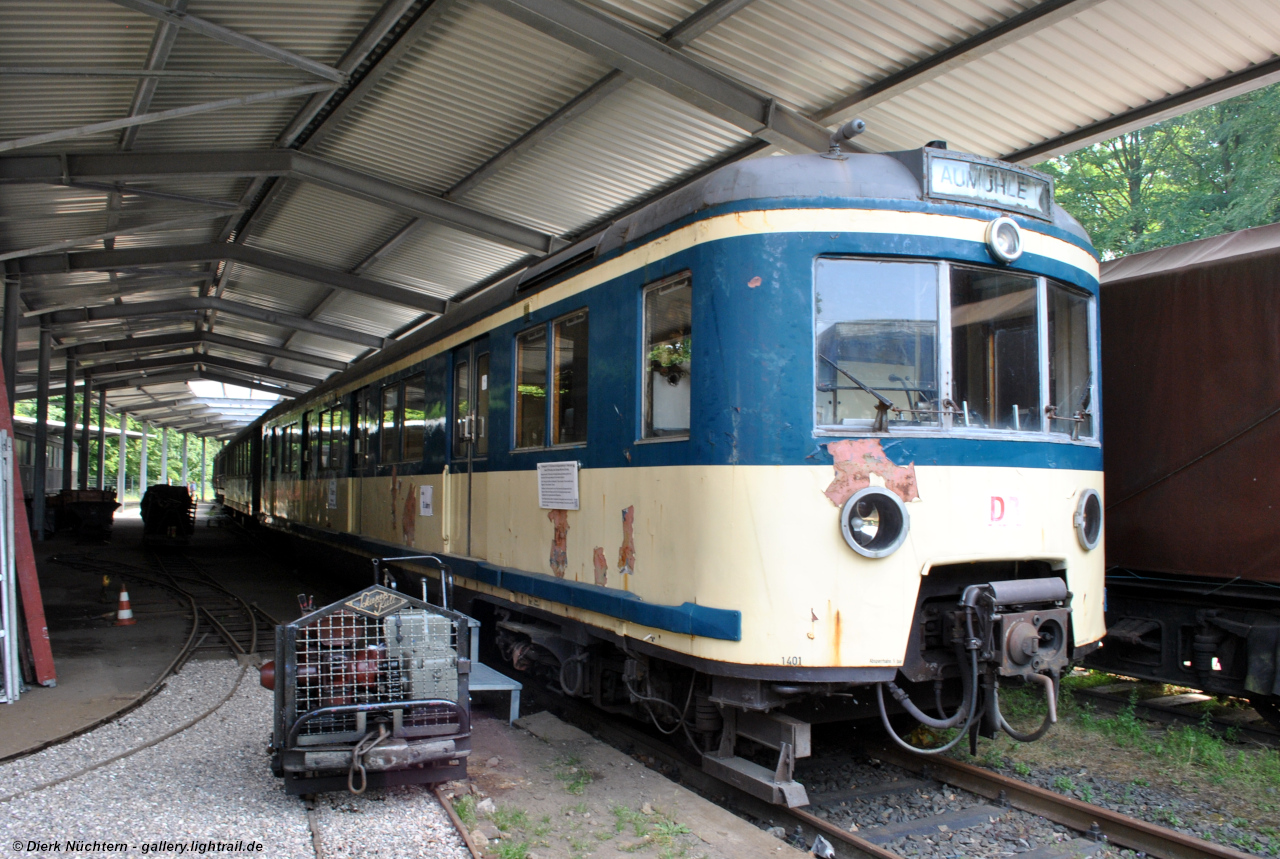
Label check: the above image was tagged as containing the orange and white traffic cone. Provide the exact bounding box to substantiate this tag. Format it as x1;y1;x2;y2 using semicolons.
114;584;136;626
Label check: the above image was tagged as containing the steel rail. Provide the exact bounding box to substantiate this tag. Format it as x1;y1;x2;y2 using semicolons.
870;743;1256;859
0;555;204;763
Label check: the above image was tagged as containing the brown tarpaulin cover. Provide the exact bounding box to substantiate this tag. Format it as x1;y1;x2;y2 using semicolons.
1101;222;1280;582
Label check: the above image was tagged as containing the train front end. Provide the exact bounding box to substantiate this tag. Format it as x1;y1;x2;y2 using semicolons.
669;145;1103;800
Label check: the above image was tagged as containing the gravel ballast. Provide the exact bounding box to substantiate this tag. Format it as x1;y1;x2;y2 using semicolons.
1;658;469;858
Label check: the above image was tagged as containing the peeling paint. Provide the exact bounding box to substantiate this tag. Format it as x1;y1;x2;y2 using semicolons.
548;509;569;578
401;483;416;546
389;466;399;531
617;506;636;576
747;275;762;288
593;547;608;586
823;438;919;506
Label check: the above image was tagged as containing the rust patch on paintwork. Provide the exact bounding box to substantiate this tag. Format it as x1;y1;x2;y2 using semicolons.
617;506;636;576
401;483;416;546
823;438;919;506
548;509;569;577
833;608;842;664
389;466;399;531
593;547;608;586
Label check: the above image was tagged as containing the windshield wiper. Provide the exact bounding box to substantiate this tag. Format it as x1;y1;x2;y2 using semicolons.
819;354;894;433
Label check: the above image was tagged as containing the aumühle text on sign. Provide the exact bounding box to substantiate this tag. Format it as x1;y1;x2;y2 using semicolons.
927;153;1052;219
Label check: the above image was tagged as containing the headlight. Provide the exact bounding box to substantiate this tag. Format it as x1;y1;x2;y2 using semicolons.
840;488;909;558
986;216;1023;264
1074;488;1102;550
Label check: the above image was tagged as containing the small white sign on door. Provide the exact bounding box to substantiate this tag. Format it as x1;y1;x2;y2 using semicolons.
538;461;580;510
326;478;337;510
419;484;434;517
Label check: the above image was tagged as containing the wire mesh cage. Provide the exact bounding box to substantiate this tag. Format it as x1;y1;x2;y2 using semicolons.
269;585;472;795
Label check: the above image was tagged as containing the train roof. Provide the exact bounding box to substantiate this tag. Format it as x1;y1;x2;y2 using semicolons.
1101;221;1280;285
228;148;1092;439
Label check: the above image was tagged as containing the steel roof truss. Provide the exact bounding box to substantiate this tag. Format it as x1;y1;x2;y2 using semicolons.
106;0;347;83
475;0;830;153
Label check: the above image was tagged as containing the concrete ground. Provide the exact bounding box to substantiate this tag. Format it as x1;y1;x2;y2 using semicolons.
0;501;341;759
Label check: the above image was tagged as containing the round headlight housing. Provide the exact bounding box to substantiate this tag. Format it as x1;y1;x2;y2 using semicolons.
840;487;910;558
1074;488;1102;550
986;216;1023;264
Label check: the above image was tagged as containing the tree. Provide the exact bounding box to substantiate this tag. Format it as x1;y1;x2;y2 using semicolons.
1039;82;1280;258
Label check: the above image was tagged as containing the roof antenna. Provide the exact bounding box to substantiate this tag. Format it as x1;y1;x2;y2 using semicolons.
825;118;866;159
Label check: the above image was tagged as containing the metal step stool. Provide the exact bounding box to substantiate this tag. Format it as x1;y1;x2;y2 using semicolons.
467;623;522;724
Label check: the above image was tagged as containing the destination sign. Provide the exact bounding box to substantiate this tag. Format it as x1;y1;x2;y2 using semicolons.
926;153;1053;220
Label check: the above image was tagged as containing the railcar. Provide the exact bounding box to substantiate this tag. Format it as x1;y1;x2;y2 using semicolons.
1085;222;1280;722
220;136;1104;804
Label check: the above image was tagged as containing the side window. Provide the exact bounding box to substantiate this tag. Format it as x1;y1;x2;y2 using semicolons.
318;410;330;469
403;374;427;462
643;275;692;438
330;405;347;473
553;311;589;445
380;385;400;463
476;353;490;457
453;359;471;451
1047;281;1094;438
289;423;302;474
515;327;547;449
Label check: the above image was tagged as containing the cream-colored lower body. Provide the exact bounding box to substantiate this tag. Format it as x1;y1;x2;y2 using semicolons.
265;464;1104;672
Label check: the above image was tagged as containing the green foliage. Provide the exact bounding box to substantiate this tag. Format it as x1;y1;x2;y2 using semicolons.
454;795;477;829
495;840;530;859
1040;81;1280;258
492;805;529;832
1053;776;1077;793
554;755;593;795
14;400;223;500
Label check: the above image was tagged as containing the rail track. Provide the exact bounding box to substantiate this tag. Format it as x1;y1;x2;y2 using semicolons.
536;692;1258;859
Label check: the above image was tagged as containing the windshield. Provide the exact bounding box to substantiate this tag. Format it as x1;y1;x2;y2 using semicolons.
815;259;940;428
814;258;1095;439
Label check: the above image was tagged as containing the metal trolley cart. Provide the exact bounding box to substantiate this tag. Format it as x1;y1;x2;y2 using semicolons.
264;583;472;795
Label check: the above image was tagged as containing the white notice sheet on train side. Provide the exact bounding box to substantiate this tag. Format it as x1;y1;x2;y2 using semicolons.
538;461;580;510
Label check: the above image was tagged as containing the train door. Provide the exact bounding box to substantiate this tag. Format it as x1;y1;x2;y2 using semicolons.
449;339;489;557
263;428;277;515
347;391;363;534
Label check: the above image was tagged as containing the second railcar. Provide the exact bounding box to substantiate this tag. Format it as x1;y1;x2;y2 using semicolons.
1086;222;1280;718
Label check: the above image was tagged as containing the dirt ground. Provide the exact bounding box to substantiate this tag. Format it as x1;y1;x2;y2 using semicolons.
442;711;803;859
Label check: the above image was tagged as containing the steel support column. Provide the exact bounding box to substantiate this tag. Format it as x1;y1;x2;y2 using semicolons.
180;432;188;488
2;262;17;412
139;421;149;491
200;436;206;502
160;427;169;486
32;327;50;540
96;389;106;491
79;374;92;489
62;356;75;491
118;411;128;504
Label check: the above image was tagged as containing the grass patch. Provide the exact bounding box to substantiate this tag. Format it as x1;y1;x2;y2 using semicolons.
453;794;477;829
492;805;529;832
555;754;594;795
495;841;530;859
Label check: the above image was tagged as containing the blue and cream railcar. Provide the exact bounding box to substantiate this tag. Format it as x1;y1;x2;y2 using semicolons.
222;143;1103;802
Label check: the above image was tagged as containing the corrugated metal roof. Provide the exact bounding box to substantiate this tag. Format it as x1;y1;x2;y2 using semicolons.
313;1;610;192
4;0;1279;432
